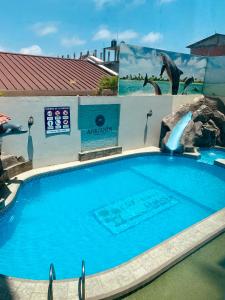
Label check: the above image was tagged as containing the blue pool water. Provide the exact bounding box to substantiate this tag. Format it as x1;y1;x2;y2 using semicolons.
0;154;225;280
198;148;225;165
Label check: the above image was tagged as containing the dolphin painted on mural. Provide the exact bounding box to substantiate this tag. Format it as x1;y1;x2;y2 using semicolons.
159;53;183;95
182;76;194;94
0;123;27;136
143;74;162;95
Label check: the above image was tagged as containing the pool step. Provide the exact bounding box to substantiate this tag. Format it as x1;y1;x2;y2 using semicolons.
0;154;32;179
1;154;25;169
79;146;122;161
3;160;32;179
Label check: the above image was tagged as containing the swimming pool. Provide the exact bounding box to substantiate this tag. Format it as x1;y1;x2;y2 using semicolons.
198;148;225;165
0;154;225;280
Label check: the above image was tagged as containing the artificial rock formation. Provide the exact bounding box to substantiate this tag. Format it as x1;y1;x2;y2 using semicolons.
160;96;225;153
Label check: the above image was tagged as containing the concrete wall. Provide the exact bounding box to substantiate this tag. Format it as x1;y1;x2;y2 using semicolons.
0;97;79;168
0;95;196;168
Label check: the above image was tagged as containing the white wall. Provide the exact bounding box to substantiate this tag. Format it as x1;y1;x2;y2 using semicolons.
118;96;172;149
0;97;80;168
0;95;194;168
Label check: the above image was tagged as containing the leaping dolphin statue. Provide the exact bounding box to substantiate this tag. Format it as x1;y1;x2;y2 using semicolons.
0;123;27;136
182;76;194;94
159;53;183;95
143;74;162;95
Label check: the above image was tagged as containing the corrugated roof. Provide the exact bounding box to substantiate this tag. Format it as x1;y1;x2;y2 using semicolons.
0;52;112;96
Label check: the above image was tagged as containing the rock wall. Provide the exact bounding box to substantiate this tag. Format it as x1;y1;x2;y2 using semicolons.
160;96;225;152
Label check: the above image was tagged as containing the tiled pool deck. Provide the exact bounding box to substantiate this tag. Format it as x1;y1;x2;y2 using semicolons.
0;147;225;300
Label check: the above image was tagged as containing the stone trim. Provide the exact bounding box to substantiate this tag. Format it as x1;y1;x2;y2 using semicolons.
79;146;122;161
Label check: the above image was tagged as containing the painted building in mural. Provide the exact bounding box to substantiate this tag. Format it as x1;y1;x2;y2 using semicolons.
118;44;207;96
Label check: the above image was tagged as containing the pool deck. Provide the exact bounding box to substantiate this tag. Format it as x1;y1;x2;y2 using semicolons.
124;232;225;300
0;146;225;300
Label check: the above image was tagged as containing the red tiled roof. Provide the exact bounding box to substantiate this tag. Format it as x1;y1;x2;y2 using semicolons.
0;52;112;96
0;113;11;125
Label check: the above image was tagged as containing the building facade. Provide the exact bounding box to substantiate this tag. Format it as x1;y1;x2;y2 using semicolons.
187;33;225;56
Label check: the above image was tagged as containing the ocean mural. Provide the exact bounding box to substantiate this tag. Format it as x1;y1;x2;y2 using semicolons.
119;44;207;96
203;56;225;97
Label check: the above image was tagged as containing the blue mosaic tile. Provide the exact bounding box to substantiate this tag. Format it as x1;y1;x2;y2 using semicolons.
95;189;179;234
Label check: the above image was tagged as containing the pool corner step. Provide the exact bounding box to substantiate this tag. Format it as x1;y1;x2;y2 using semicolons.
78;146;122;161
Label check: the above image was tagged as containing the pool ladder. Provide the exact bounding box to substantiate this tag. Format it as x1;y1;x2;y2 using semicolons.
78;260;86;300
47;260;85;300
48;263;56;300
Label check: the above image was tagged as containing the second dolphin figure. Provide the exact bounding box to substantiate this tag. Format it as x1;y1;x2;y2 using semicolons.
143;74;162;95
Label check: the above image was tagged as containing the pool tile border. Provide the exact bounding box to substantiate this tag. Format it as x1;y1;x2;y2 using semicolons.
0;146;225;300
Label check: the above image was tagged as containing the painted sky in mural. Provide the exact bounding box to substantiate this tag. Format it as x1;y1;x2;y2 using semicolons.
119;43;207;96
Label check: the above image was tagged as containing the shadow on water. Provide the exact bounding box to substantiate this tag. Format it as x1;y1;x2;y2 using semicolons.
0;275;13;300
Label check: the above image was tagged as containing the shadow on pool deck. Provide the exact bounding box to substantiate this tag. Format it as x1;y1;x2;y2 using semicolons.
123;232;225;300
0;276;14;300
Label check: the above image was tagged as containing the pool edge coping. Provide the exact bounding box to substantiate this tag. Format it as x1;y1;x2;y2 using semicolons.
1;146;225;300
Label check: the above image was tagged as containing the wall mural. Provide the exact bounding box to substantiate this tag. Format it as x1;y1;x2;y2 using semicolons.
78;104;120;151
203;56;225;97
119;43;207;96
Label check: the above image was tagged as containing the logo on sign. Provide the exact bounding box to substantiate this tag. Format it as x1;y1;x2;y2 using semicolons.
55;119;61;125
47;120;54;127
47;111;53;117
95;115;105;127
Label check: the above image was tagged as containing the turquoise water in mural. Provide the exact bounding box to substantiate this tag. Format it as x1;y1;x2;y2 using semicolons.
81;129;118;151
119;79;203;96
0;154;225;279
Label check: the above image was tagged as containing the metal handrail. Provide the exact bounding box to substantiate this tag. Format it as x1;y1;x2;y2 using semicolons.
78;260;85;300
48;263;56;300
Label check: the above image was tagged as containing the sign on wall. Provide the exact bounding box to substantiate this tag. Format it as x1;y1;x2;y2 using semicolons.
44;106;70;134
78;104;120;151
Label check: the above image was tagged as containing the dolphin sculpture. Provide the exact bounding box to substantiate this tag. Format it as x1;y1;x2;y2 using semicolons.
0;123;27;136
143;74;162;95
159;53;183;95
182;76;194;95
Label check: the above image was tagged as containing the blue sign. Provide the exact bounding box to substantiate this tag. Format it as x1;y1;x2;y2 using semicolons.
78;104;120;151
45;107;70;134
